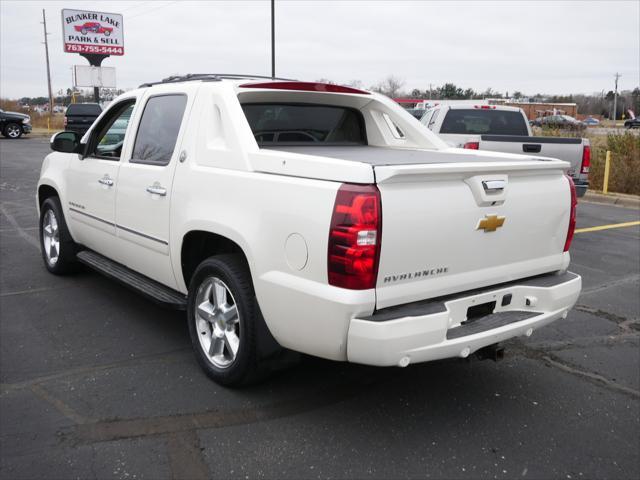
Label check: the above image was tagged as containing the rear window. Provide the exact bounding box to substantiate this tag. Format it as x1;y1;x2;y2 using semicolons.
66;104;102;116
440;109;528;136
241;104;366;145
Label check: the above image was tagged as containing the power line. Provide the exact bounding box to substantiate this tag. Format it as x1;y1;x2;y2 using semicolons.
128;1;179;20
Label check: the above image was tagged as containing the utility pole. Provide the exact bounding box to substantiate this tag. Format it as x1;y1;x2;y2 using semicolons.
613;72;621;124
41;9;54;116
271;0;275;78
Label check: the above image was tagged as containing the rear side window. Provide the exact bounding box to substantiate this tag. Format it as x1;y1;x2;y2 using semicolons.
242;104;366;145
66;104;102;116
440;109;528;136
131;94;187;166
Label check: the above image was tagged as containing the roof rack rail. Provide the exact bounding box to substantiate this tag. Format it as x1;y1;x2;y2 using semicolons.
139;73;297;88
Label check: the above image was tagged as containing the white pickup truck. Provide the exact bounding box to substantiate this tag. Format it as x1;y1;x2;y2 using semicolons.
420;104;591;196
37;75;581;385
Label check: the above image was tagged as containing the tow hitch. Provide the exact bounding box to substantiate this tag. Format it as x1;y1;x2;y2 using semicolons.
475;343;505;362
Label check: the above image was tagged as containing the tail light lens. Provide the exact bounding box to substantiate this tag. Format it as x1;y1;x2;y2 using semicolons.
63;116;67;127
328;184;382;290
564;175;577;252
464;141;480;150
581;145;591;174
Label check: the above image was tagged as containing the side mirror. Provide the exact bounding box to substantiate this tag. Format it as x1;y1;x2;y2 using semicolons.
50;131;82;154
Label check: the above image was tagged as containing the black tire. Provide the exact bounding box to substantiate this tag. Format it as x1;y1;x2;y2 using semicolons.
3;122;23;139
187;255;260;386
39;197;78;274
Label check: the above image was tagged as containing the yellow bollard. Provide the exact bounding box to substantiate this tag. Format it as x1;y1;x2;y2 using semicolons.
47;116;50;134
603;150;611;194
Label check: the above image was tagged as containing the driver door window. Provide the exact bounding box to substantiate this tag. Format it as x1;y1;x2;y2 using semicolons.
89;102;135;160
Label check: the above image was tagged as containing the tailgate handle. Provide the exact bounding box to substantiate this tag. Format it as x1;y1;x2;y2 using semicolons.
523;144;542;153
482;180;506;192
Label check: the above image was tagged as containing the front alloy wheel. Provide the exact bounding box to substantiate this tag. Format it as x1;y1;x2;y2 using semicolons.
42;209;60;267
195;277;240;368
39;197;78;274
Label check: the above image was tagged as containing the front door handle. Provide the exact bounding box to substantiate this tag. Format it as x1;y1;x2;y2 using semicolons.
98;175;114;187
146;183;167;196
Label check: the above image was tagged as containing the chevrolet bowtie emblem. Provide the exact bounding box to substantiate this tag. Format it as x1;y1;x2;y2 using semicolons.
477;214;506;232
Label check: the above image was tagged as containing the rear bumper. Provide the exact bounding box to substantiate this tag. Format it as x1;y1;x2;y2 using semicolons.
22;124;32;134
574;180;588;197
347;271;581;367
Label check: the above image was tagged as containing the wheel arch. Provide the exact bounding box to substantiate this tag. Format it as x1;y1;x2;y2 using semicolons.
180;230;252;289
179;229;282;359
38;184;59;208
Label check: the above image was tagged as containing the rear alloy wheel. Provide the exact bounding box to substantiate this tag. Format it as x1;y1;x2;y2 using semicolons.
4;123;23;139
187;255;258;386
195;277;241;369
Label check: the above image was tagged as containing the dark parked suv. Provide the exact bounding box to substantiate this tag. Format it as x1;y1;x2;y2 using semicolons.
64;103;102;135
624;117;640;129
0;109;32;139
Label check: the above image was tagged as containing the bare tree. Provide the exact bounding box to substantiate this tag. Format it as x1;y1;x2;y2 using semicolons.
372;76;405;98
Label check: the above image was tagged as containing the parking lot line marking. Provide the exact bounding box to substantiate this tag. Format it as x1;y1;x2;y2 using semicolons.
575;220;640;234
0;203;39;249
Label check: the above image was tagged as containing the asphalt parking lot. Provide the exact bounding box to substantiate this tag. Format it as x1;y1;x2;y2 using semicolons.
1;137;638;480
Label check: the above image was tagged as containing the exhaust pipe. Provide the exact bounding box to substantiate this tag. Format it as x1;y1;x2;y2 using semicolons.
475;343;505;362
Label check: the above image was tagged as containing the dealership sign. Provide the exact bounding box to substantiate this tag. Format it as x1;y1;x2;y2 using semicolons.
61;9;124;56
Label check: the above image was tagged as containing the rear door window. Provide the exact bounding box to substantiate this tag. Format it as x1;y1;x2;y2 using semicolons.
131;94;187;166
242;104;366;145
440;109;528;135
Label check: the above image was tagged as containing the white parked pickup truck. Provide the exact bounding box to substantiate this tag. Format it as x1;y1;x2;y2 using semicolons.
37;75;581;385
420;104;591;196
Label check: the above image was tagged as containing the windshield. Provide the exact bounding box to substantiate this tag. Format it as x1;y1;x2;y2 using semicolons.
440;109;529;136
241;103;366;145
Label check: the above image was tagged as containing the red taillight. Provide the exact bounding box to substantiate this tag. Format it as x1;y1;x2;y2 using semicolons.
564;175;577;252
464;141;480;150
239;81;370;95
63;116;67;127
581;145;591;174
474;105;496;109
328;184;382;290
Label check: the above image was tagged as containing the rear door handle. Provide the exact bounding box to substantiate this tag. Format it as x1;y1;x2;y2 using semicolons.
146;184;167;196
98;175;114;187
523;144;542;153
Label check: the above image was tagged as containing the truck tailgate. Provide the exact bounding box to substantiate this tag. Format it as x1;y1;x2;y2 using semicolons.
478;135;585;177
374;156;571;309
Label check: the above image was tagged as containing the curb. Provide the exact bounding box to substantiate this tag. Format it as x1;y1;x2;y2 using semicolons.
581;191;640;209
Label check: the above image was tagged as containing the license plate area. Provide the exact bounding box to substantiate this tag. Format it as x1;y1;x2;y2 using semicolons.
463;301;496;325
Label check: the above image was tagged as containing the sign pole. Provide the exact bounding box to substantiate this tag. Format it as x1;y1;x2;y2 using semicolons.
271;0;275;79
80;53;109;103
41;9;54;116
